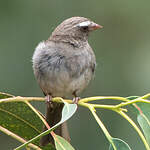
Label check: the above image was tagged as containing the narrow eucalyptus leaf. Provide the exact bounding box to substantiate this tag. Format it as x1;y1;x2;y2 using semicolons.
0;92;13;99
109;138;131;150
55;135;75;150
16;103;77;150
0;95;54;150
137;103;150;146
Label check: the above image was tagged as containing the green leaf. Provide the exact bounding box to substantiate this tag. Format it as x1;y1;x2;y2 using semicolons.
0;94;54;150
0;92;14;99
15;103;77;150
55;135;75;150
126;96;139;100
53;103;77;150
60;103;77;123
109;138;131;150
126;96;150;147
126;96;140;114
136;103;150;146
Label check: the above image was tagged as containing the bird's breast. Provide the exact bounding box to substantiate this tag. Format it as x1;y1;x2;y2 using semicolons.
33;41;96;97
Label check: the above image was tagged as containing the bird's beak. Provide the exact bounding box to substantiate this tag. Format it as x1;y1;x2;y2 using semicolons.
89;22;103;31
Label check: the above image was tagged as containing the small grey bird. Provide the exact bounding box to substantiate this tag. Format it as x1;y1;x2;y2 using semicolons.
32;16;102;146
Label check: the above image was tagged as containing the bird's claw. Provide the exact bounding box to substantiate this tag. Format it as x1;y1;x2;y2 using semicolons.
46;95;53;108
73;97;80;104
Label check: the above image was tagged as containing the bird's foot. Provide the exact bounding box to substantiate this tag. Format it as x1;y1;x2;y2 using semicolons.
46;95;53;108
73;97;80;104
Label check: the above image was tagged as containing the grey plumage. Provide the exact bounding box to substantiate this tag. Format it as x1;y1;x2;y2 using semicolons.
32;16;102;146
33;40;96;97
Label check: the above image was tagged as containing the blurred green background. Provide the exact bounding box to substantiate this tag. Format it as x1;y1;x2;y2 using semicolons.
0;0;150;149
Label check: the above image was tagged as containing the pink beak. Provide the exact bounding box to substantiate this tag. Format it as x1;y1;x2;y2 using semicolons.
90;22;103;30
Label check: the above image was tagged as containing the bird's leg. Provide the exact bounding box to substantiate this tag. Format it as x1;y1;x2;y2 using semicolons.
46;94;53;108
73;97;80;104
72;91;80;104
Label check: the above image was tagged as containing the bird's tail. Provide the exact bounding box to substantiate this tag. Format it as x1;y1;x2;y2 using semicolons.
40;102;70;146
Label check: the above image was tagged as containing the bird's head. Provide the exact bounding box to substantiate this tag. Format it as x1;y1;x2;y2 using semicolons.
50;17;103;43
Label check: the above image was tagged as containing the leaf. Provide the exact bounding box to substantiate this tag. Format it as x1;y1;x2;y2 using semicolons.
0;94;54;150
126;96;140;114
126;96;139;100
127;96;150;148
55;135;75;150
136;103;150;146
109;138;131;150
0;92;14;99
53;103;77;150
60;103;77;123
15;103;77;150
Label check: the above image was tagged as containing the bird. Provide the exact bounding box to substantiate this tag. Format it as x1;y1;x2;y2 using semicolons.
32;16;103;146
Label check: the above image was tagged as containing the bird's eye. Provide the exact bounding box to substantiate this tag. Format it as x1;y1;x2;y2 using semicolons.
77;21;91;32
81;26;89;32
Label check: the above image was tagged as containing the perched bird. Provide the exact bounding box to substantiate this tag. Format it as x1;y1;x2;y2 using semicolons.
32;16;102;146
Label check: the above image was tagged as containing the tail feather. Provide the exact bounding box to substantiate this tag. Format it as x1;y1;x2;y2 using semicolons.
40;102;70;146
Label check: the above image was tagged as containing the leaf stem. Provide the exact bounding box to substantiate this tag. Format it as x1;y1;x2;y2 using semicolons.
79;102;117;150
25;101;49;129
88;105;117;150
115;98;150;109
0;96;129;104
80;96;129;103
25;101;56;138
141;93;150;99
91;104;127;112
